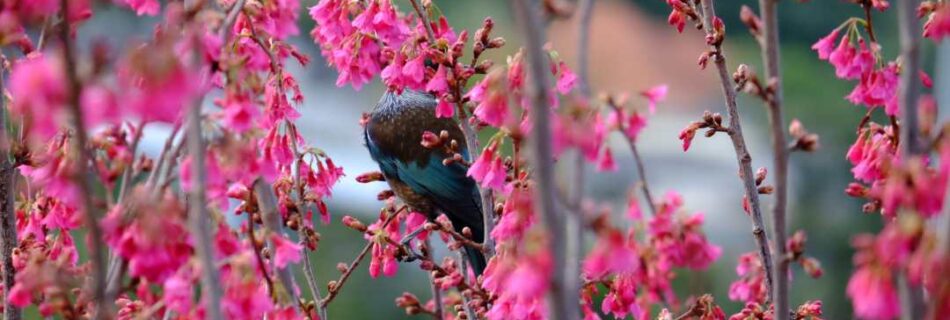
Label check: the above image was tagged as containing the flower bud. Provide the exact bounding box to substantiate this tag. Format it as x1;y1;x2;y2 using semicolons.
342;216;367;232
801;257;823;278
421;131;442;148
755;167;768;186
739;5;761;36
356;171;386;183
378;189;395;201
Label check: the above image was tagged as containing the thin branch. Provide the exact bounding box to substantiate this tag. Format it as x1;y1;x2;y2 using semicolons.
408;0;435;42
253;180;302;312
425;238;444;319
319;207;404;308
217;0;246;41
862;1;878;43
186;100;224;320
456;249;477;320
629;142;658;215
0;62;21;320
513;0;576;319
58;1;110;317
697;0;775;303
575;0;594;98
299;230;325;317
115;121;146;204
756;0;789;317
245;199;278;301
896;0;926;318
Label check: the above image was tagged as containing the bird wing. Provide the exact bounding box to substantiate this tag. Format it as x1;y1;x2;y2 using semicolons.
365;133;484;241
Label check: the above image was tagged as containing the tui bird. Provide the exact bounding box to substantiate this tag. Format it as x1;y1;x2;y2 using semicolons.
363;90;487;275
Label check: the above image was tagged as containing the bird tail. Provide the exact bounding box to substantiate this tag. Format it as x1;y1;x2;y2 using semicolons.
464;246;487;276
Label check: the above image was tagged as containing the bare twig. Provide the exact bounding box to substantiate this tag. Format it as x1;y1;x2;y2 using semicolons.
513;0;577;319
0;62;21;320
697;0;775;302
58;1;110;317
186;101;224;320
756;0;789;317
896;1;926;319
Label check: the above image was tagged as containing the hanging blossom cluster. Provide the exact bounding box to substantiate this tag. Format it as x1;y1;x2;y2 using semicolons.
580;193;721;320
2;0;346;319
809;1;950;319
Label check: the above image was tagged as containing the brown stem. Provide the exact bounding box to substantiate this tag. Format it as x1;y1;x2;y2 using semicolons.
862;1;878;43
628;142;658;215
299;227;326;318
0;64;21;320
896;0;927;318
58;1;110;317
217;0;246;41
246;205;278;302
408;0;435;42
513;0;577;319
757;0;789;317
697;0;775;303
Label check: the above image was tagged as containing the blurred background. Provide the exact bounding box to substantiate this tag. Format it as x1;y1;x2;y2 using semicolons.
77;0;950;318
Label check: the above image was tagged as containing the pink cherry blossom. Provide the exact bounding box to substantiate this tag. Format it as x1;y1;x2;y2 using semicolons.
218;94;260;133
474;90;511;127
812;29;840;60
601;274;647;320
640;84;668;114
271;234;303;269
847;267;900;319
117;0;160;16
162;271;195;314
583;230;638;279
556;61;577;94
8;54;67;140
401;54;427;90
468;142;507;190
426;64;450;94
729;252;768;304
435;97;455;118
492;184;535;242
667;8;687;33
596;148;617;172
924;5;950;41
